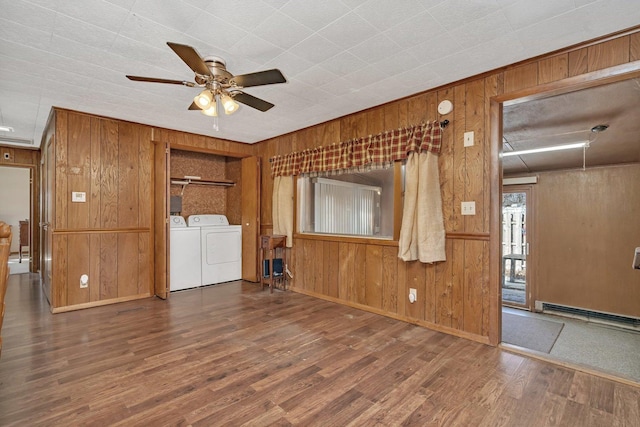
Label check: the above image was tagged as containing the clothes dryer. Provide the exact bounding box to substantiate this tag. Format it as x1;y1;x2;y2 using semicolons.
188;214;242;286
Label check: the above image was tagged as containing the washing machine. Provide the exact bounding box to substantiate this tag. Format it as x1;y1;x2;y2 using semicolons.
169;215;202;291
188;214;242;286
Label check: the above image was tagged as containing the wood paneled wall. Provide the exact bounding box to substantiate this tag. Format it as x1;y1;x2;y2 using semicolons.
47;109;153;311
0;145;40;274
533;164;640;318
254;28;640;344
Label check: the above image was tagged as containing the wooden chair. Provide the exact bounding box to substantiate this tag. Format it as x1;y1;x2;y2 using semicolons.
0;221;12;357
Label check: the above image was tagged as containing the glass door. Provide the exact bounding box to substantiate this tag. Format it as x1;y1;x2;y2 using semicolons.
502;187;531;309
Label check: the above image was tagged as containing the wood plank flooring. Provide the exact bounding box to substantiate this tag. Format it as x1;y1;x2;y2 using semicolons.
0;273;638;426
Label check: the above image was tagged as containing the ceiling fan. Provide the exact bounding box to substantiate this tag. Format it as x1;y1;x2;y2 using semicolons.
126;42;286;117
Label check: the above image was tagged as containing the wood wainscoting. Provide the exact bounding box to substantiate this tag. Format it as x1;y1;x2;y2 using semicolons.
42;109;154;311
255;27;640;346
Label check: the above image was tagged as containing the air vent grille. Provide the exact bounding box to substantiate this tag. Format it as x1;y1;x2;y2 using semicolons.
542;303;640;328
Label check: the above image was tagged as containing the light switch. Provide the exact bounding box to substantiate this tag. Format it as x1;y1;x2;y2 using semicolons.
464;131;474;147
72;192;86;203
461;201;476;215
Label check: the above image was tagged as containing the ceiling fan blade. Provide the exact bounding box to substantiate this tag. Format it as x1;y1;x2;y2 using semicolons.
167;42;212;77
230;69;286;88
188;101;202;110
126;75;195;86
231;91;275;112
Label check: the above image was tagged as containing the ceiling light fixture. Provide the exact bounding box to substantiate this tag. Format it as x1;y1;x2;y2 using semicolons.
220;93;239;115
503;142;588;157
194;90;213;109
0;125;14;132
201;101;218;117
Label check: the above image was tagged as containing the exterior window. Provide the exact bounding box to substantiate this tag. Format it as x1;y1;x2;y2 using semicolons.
297;167;395;239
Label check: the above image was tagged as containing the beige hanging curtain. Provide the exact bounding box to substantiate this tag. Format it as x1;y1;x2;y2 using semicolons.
272;175;294;248
270;121;445;258
398;151;446;263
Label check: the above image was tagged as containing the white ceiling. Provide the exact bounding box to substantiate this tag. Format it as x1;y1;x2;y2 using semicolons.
1;0;639;147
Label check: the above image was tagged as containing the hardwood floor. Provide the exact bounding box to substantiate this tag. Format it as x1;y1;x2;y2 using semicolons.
1;273;638;426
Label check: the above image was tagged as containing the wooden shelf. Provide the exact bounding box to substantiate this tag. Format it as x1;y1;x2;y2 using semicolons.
170;177;235;187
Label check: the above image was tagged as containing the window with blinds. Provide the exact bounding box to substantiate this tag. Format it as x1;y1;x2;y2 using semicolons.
298;168;395;239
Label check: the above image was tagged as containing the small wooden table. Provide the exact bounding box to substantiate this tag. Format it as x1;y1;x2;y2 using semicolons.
260;234;287;293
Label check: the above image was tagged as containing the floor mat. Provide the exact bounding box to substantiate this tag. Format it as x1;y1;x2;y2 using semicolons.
502;312;564;353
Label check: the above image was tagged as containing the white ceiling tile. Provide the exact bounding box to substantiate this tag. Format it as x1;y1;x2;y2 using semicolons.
348;34;403;64
18;0;60;11
447;10;513;48
184;12;249;51
56;0;129;32
206;0;277;31
1;0;637;145
252;11;314;50
503;0;574;29
318;51;368;76
383;11;447;49
318;12;378;49
405;32;463;62
578;0;640;35
280;0;351;31
53;14;118;51
229;34;284;67
0;0;58;32
263;51;315;79
287;34;343;64
427;0;501;31
130;0;203;32
118;13;194;52
260;0;288;9
295;65;340;87
354;0;427;28
514;10;592;55
0;18;53;51
104;0;136;10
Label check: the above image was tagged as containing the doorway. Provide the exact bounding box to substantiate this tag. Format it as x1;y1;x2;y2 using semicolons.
501;186;532;310
494;66;640;383
0;166;31;274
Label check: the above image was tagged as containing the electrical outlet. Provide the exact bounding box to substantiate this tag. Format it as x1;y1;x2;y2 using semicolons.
464;131;474;147
80;274;89;288
409;288;417;303
461;201;476;215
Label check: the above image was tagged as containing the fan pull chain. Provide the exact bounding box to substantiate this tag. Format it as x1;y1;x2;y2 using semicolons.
213;116;219;132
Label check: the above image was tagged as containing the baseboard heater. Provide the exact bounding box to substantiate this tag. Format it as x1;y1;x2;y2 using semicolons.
539;302;640;329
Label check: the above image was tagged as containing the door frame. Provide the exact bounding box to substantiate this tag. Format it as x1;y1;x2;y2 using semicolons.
490;62;640;345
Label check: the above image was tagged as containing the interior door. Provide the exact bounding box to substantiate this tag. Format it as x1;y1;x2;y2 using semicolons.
502;186;533;309
153;141;169;299
241;156;260;282
41;136;54;302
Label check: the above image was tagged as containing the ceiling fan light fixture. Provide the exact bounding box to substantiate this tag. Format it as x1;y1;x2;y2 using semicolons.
194;90;213;109
220;93;239;115
201;101;218;117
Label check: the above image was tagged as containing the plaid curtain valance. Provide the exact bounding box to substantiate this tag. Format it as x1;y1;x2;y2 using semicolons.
270;121;443;177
